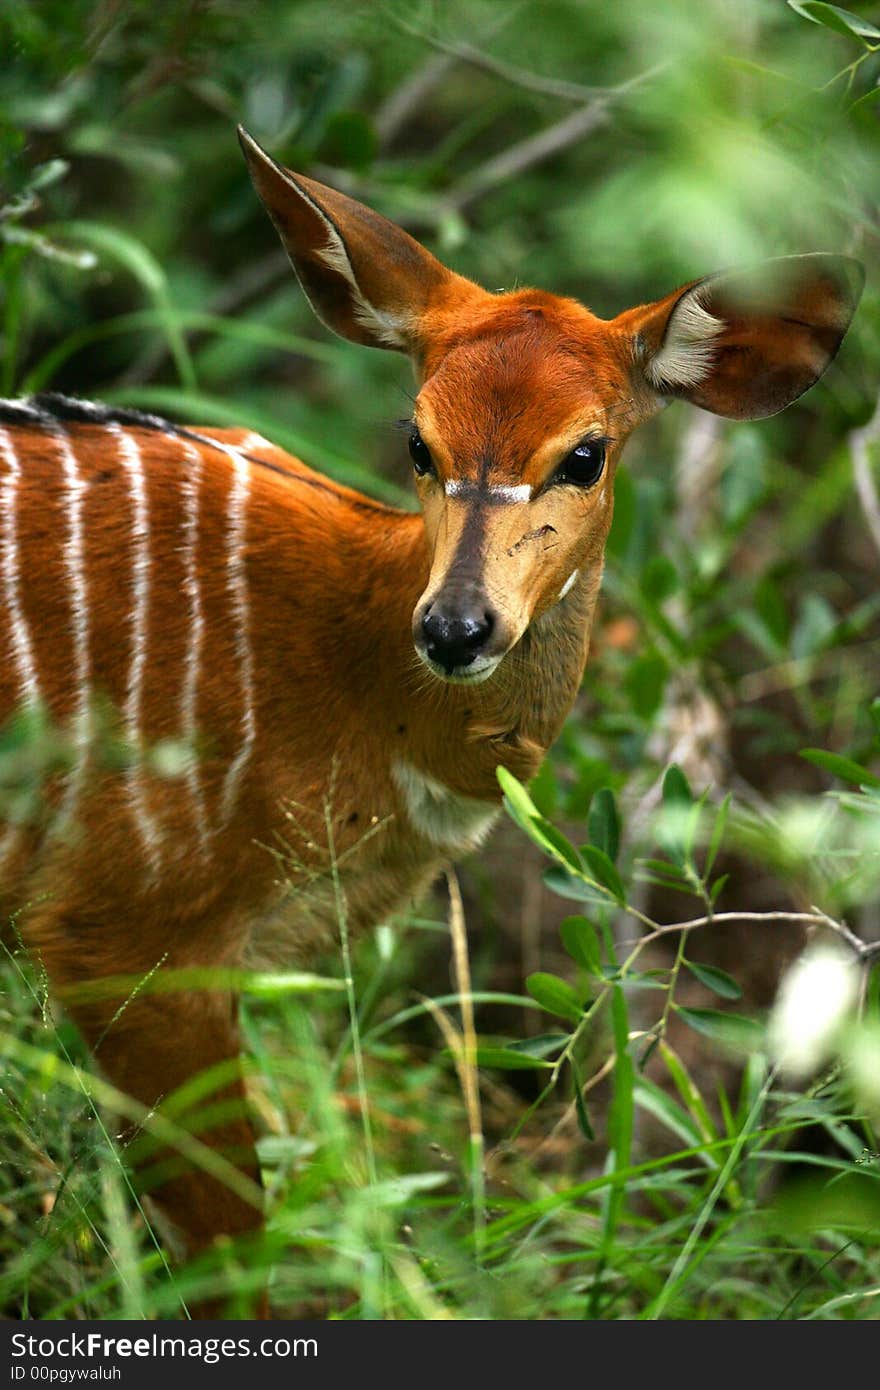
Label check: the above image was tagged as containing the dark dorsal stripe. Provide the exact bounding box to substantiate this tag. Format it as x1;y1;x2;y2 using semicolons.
0;393;401;518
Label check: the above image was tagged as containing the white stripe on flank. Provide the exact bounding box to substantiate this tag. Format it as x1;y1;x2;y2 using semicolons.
0;428;42;869
444;480;531;502
54;427;91;825
220;450;256;824
0;429;41;708
237;431;271;454
179;438;209;855
111;425;162;873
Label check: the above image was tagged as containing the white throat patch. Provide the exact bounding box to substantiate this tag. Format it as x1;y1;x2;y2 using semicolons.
392;760;499;851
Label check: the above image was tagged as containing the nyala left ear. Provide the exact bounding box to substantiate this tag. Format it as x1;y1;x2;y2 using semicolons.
621;254;864;419
238;126;482;355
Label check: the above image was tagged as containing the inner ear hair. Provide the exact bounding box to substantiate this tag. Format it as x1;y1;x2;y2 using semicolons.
644;283;724;392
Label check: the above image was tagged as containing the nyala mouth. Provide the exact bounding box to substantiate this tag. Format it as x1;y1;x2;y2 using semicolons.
416;651;502;685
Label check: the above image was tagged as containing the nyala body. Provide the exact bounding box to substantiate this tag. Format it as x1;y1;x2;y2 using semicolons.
0;127;862;1312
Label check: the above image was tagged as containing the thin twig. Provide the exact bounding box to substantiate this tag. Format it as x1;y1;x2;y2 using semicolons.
375;53;458;146
393;20;612;104
619;907;880;962
436;62;662;215
442;100;609;213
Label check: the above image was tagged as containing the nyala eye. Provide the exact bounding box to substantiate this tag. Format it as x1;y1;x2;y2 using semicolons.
557;438;607;487
408;429;434;477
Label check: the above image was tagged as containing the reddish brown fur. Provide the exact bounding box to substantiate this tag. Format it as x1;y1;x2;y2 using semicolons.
0;133;862;1317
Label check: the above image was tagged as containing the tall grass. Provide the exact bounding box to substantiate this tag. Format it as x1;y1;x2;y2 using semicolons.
3;759;879;1319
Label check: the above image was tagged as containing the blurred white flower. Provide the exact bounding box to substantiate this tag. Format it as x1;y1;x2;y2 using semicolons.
767;942;859;1080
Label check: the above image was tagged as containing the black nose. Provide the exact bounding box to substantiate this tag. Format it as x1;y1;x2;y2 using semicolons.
421;603;494;674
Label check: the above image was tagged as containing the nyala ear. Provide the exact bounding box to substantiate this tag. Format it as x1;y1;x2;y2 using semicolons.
238;126;474;354
623;254;864;420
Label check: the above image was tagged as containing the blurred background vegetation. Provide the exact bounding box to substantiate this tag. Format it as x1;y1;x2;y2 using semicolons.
1;0;879;1320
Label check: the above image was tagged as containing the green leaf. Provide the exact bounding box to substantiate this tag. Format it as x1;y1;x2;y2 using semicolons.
497;766;583;871
560;916;602;973
497;765;538;826
580;844;626;904
26;158;70;195
683;959;743;1001
734;609;786;661
318;110;377;170
474;1046;553;1071
639;857;690;885
526;971;584;1023
242;970;347;997
640;553;679;602
659;1042;718;1145
675;1005;763;1049
663;764;693;807
705;793;731;878
534;820;584;873
634;1076;704;1150
543;866;603;903
49;219;197;391
710;874;730;905
791;593;837;660
787;1;880;42
588;787;621;863
754;575;789;649
506;1032;569;1058
800;748;880;788
571;1058;595;1141
368;1172;451;1206
623;650;668;721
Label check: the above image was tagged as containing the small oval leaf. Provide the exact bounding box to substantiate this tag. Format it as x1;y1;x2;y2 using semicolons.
580;844;626;903
588;787;621;863
684;959;743;1001
676;1005;762;1048
526;971;584;1023
560;915;602;973
800;748;880;789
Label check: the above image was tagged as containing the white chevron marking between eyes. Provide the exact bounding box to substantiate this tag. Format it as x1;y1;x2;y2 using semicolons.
444;480;532;502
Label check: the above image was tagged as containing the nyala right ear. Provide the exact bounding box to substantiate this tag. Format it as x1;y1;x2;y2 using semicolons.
620;253;864;419
238;126;481;355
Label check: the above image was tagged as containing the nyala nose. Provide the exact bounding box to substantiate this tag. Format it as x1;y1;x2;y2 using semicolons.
421;604;494;674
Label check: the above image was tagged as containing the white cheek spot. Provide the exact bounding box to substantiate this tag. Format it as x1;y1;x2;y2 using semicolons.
393;760;499;851
559;569;579;600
